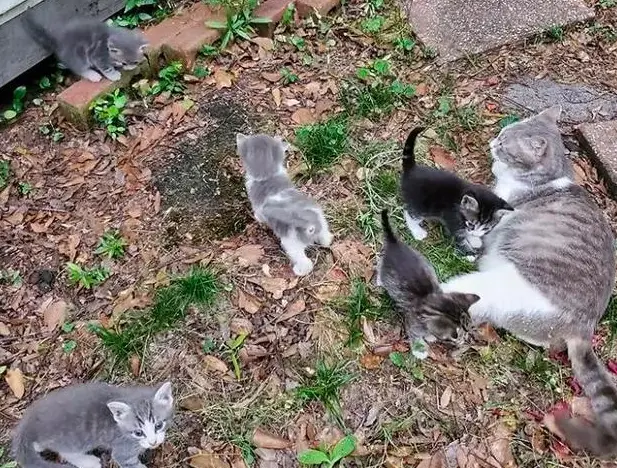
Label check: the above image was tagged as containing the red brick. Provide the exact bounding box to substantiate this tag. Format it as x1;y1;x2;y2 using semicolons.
296;0;339;17
254;0;294;36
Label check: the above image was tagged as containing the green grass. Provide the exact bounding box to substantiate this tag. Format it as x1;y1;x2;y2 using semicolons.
0;160;10;189
296;360;355;426
93;267;220;363
542;25;565;42
600;0;617;8
95;230;127;259
340;80;414;120
295;116;348;174
588;23;617;42
511;346;564;393
455;105;481;130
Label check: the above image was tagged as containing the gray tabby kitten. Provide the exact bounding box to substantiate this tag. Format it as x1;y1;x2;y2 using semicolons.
441;107;617;455
377;210;479;344
23;13;148;82
12;381;173;468
236;133;333;276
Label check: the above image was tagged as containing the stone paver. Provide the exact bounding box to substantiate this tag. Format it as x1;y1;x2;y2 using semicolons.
503;78;617;125
577;121;617;198
402;0;594;62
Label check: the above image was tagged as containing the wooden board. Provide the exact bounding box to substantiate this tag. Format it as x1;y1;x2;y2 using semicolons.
0;0;126;89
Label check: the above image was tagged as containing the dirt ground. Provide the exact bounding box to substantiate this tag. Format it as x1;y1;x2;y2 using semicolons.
2;0;617;467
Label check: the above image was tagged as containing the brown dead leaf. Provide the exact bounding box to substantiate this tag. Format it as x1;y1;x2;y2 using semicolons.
291;108;315;125
234;244;264;266
43;299;68;331
571;396;594;421
272;88;281;107
252;37;274;50
476;322;500;343
0;322;9;336
416;451;444;468
439;386;453;409
0;184;10;208
130;355;141;377
180;395;205;411
5;210;24;225
359;353;384;370
251;427;291;449
60;176;85;188
429;146;456;170
5;368;25;399
416;83;429;95
203;355;229;374
488;423;515;467
261;72;281;83
331;239;372;277
230;317;253;336
251;277;292;300
315;99;335;116
276;298;306;322
214;69;234;89
238;289;261;314
189;452;229;468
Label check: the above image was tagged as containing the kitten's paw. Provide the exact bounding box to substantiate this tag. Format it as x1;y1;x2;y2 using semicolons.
465;255;477;262
467;236;482;249
412;228;428;241
292;259;313;276
403;212;428;240
104;69;122;82
82;70;102;82
319;231;333;247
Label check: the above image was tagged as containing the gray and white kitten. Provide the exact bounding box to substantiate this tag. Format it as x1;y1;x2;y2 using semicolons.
12;381;173;468
377;210;479;344
441;107;617;455
236;133;333;276
23;14;148;82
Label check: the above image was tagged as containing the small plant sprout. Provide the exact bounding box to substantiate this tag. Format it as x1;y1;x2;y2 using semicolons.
150;61;186;95
66;263;111;289
91;89;128;139
298;435;356;467
95;230;127;259
0;269;22;287
0;160;11;189
193;65;211;78
281;2;295;27
280;68;299;84
393;36;415;52
2;86;27;121
295;117;348;174
17;182;33;196
206;0;271;49
289;35;306;50
224;332;248;380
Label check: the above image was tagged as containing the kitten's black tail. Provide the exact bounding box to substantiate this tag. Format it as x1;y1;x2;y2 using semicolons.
13;430;66;468
22;11;57;52
380;210;397;243
401;127;425;172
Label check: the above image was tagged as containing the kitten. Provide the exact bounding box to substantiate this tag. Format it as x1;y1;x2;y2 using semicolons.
236;133;333;276
401;127;513;255
377;209;479;344
23;13;148;82
12;381;173;468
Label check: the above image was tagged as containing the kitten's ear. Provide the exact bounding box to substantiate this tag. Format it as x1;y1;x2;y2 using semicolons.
236;133;248;148
539;106;562;124
460;194;479;213
153;381;173;409
454;293;480;308
107;401;132;422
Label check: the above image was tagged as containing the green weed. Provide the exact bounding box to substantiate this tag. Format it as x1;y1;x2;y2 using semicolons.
588;23;617;42
206;0;271;49
0;269;22;287
602;295;617;341
0;447;17;468
389;351;424;381
17;182;33;196
289;35;306;50
361;16;384;34
200;45;220;57
498;114;520;129
39;124;64;142
150;61;185;95
281;3;296;27
95;230;127;259
2;86;27;122
600;0;617;7
66;263;111;289
113;0;170;28
281;68;299;84
296;360;355;426
393;36;415;53
295;117;348;174
511;347;564;393
298;435;356;467
193;65;211;78
543;25;565;42
91;89;128;139
420;46;437;59
0;160;11;189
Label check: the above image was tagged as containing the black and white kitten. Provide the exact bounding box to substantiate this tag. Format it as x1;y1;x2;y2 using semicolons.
401;127;513;255
377;210;479;345
23;14;148;82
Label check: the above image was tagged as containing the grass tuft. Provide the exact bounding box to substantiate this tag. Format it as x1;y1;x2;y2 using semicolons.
173;267;220;306
295;116;348;174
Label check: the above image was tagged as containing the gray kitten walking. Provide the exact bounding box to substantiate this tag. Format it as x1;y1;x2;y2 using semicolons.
441;107;617;455
12;381;173;468
23;13;148;82
236;133;333;276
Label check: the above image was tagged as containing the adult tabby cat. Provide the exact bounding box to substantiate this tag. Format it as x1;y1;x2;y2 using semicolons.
441;106;617;455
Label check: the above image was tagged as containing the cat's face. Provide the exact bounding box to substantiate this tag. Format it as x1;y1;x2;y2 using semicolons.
459;192;513;240
489;106;566;180
236;133;289;180
107;382;173;449
107;29;148;70
421;293;479;343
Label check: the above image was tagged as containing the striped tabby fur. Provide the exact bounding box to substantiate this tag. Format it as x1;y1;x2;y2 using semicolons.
441;107;616;455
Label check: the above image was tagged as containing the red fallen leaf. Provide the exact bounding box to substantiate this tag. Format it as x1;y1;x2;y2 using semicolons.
416;83;428;95
485;76;500;86
566;376;583;396
485;102;497;112
429;146;456;170
607;359;617;376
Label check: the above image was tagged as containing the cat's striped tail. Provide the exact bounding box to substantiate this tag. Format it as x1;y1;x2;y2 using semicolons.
554;337;617;456
12;430;66;468
401;127;425;172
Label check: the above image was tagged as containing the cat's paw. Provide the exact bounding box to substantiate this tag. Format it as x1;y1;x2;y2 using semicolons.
104;69;122;82
82;70;102;82
467;236;482;249
465;255;477;262
319;231;333;247
292;259;313;276
412;228;428;241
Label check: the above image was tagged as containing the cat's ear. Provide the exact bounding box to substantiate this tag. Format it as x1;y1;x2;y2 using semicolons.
236;133;248;148
274;136;290;152
460;194;479;214
107;401;132;422
453;293;480;308
153;382;173;409
539;106;562;124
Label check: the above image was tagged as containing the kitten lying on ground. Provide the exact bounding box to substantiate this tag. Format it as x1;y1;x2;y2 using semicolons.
236;133;333;276
23;13;148;82
401;127;513;256
12;381;173;468
377;209;479;345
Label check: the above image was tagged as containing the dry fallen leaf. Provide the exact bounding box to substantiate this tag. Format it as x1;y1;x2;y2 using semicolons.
5;368;25;399
439;386;453;409
359;353;384;370
189;452;229;468
429;146;456;170
0;322;9;336
230;317;253;336
252;37;274;51
291;108;315;125
234;244;264;266
237;289;261;314
203;355;230;374
251;427;291;449
276;298;306;322
43;300;68;332
488;423;515;467
214;69;234;89
272;88;282;107
130;355;141;377
261;72;281;83
251;277;293;300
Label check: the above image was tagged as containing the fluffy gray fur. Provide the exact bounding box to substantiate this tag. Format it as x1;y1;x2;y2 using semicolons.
12;381;173;468
236;133;333;276
23;13;148;82
442;107;616;454
377;210;479;344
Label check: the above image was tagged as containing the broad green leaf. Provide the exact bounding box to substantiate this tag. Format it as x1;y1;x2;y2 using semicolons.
329;436;355;463
389;351;405;367
298;449;330;465
3;110;17;120
13;86;26;101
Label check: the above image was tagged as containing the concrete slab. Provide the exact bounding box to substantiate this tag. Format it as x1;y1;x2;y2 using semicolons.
401;0;594;62
577;120;617;198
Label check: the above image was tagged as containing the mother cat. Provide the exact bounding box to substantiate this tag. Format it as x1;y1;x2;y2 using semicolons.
442;107;617;455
